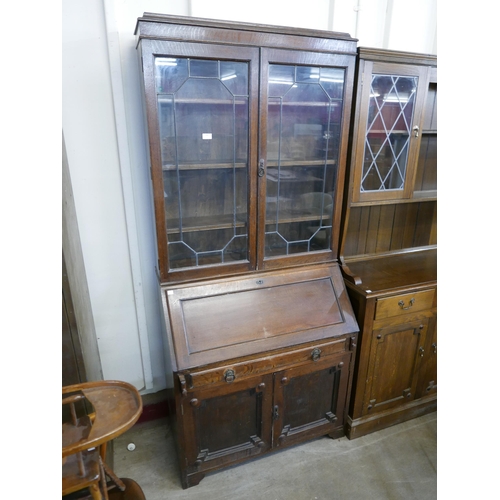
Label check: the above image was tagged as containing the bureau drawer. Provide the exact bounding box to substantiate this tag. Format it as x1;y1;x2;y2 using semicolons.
375;289;435;320
180;336;352;391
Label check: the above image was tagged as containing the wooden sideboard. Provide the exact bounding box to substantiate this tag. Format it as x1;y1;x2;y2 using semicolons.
342;251;436;438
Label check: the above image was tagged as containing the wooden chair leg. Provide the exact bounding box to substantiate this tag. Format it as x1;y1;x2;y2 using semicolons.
88;482;103;500
99;458;110;500
102;460;126;492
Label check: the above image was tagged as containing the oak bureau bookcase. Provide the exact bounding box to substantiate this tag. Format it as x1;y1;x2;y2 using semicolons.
339;48;437;438
134;13;360;488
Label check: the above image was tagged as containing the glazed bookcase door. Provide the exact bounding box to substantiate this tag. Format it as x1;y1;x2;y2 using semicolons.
351;62;429;203
414;67;437;199
258;49;355;269
140;40;259;282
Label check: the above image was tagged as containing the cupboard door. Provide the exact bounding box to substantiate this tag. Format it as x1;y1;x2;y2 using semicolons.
351;62;429;203
272;351;351;448
179;373;273;479
258;49;355;268
140;40;260;282
414;67;437;199
363;319;427;415
415;314;437;398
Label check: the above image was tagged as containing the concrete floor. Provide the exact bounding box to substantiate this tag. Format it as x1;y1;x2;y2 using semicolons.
112;412;437;500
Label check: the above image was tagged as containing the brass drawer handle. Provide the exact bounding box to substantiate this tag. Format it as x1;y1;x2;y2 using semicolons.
311;348;322;361
224;369;236;383
398;298;415;310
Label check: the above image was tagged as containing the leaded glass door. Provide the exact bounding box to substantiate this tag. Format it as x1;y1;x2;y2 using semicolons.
258;49;354;268
414;67;437;199
141;41;259;282
352;62;428;203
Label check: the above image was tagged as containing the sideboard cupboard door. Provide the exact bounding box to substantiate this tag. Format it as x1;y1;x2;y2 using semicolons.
363;319;428;416
177;373;273;488
272;351;352;448
415;314;437;398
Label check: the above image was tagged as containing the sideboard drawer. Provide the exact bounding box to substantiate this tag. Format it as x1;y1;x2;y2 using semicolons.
375;289;435;320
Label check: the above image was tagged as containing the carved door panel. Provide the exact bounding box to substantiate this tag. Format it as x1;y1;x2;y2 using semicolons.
272;351;351;449
415;314;437;398
363;319;428;416
181;373;273;477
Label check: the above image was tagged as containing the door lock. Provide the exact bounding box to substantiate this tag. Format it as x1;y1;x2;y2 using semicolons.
258;159;265;177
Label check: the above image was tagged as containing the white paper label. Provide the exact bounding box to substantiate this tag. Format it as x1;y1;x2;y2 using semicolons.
202;133;212;140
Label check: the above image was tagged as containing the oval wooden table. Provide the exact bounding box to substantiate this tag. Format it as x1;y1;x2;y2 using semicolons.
62;380;144;500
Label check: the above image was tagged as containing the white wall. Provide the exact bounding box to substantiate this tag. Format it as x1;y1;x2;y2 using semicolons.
190;0;437;53
62;0;154;391
62;0;436;394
